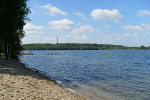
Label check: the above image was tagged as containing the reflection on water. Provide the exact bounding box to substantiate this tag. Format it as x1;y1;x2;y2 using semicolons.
19;50;150;100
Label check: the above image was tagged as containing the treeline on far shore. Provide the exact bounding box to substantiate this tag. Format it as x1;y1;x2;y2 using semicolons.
22;43;150;50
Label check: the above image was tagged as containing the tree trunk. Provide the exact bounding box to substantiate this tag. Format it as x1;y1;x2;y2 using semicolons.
8;44;11;58
4;35;8;59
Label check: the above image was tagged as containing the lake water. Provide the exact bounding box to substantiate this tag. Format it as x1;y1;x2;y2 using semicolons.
19;50;150;100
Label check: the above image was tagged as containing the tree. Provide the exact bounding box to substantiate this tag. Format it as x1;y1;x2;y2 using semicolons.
0;0;30;59
140;45;145;50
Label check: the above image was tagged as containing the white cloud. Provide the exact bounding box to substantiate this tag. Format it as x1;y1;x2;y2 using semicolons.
104;35;114;39
103;33;130;40
23;35;56;44
24;23;44;31
144;32;149;34
90;9;123;22
49;19;74;26
26;31;38;34
102;40;114;44
49;19;74;32
116;37;122;40
136;14;145;17
24;23;44;34
64;35;72;38
40;32;44;34
40;4;68;16
132;33;139;38
114;20;120;23
123;33;130;36
101;33;131;45
71;25;100;34
41;4;51;9
103;24;111;28
140;23;150;30
74;12;87;20
74;12;83;16
62;34;89;43
122;23;150;31
67;34;89;40
49;19;100;34
75;34;89;41
53;26;71;31
122;25;142;31
139;10;150;16
23;34;90;44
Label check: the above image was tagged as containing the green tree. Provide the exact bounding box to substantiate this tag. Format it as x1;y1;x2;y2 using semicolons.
140;45;145;50
0;0;30;59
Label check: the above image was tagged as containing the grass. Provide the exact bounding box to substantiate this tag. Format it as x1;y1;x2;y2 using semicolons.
0;53;5;56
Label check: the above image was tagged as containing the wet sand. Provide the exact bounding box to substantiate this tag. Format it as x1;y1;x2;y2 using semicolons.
0;57;86;100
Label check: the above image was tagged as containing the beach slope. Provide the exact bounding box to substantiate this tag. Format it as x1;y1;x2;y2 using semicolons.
0;57;85;100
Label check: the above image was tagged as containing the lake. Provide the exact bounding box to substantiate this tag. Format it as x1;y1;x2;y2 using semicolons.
19;50;150;100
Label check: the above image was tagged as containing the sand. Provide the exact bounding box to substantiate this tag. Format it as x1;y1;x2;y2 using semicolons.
0;57;86;100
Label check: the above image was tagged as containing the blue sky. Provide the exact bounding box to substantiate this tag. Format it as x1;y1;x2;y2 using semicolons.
23;0;150;47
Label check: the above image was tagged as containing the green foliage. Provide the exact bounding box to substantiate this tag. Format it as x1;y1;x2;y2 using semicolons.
0;0;30;59
140;45;145;50
22;43;150;50
1;53;5;56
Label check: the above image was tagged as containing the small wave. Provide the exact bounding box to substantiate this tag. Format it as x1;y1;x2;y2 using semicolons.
56;80;66;87
66;88;75;92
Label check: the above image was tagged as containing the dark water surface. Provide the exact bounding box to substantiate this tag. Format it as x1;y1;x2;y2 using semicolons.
19;50;150;100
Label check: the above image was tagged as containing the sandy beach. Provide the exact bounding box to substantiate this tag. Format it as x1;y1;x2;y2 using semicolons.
0;57;86;100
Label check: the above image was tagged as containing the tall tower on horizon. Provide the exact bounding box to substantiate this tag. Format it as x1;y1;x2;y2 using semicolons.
57;37;58;44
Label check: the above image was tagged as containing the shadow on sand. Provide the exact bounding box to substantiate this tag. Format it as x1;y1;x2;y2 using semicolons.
0;57;56;83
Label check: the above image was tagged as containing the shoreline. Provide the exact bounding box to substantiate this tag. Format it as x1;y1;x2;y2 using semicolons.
0;57;86;100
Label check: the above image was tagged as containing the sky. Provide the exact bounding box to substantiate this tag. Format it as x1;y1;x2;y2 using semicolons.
23;0;150;47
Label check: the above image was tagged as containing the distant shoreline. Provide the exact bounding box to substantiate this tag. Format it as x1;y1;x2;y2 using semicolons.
22;43;150;50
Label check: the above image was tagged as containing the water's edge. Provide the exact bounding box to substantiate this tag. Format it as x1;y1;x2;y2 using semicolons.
20;60;109;100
